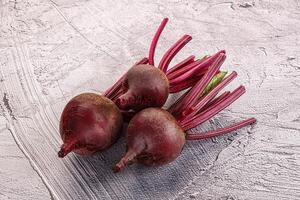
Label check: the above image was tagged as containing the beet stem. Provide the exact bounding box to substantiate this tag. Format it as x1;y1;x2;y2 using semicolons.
158;35;192;73
103;75;126;99
169;65;207;86
183;71;237;118
171;53;226;117
110;89;123;102
136;57;149;65
168;56;205;82
186;118;256;140
168;90;190;115
182;54;226;107
169;50;225;86
169;75;203;93
149;18;169;66
181;85;245;130
166;55;195;76
200;91;231;112
104;58;148;99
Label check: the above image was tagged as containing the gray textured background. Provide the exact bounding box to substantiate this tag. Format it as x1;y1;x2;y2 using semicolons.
0;0;300;199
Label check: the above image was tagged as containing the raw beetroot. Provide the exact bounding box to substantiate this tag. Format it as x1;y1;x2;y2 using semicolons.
113;54;257;172
58;93;123;157
113;108;185;171
114;107;255;172
57;18;208;157
116;64;169;110
104;18;225;111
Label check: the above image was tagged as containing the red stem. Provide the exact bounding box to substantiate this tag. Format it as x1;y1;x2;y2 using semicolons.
169;75;203;93
182;54;226;109
149;18;169;66
168;50;225;85
110;89;123;102
168;90;190;115
172;53;226;117
182;71;237;118
167;58;206;80
136;57;149;65
200;91;231;112
158;35;192;73
166;55;195;76
186;118;256;140
180;85;245;131
169;65;208;86
104;58;148;99
103;74;125;99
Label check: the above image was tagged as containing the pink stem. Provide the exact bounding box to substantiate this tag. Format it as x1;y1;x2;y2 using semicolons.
182;71;238;118
149;18;169;66
136;57;149;65
186;118;256;140
158;35;192;73
172;53;226;117
197;90;233;117
110;89;123;102
180;85;245;131
168;90;190;115
169;65;208;86
167;58;207;80
104;58;148;99
103;75;125;99
200;91;231;112
166;55;195;76
168;50;225;85
169;75;203;93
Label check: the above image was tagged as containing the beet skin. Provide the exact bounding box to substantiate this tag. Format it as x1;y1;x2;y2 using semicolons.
58;93;123;157
114;108;185;172
116;64;169;111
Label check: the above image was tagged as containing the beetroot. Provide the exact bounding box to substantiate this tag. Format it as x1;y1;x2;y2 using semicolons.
114;54;257;172
114;108;185;171
116;64;169;110
58;93;123;157
104;18;226;111
114;107;255;172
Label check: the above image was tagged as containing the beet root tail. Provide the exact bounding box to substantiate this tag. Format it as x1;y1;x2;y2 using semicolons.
58;140;78;158
113;149;138;173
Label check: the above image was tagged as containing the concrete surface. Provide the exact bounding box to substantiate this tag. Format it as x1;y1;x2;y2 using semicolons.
0;0;300;199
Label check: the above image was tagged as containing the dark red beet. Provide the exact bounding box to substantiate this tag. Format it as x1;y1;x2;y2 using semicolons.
58;93;123;158
104;18;226;112
113;108;185;172
114;54;257;172
114;108;256;172
116;64;169;110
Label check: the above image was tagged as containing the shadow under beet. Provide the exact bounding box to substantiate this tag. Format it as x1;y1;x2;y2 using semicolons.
71;118;236;200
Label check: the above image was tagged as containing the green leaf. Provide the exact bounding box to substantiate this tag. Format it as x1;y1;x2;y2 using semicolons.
202;71;227;96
